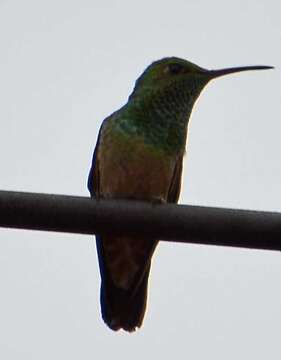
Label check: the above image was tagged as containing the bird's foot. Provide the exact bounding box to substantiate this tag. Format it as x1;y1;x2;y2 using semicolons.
151;196;166;205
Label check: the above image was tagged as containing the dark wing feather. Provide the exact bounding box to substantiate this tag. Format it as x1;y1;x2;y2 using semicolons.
167;155;183;203
88;123;105;197
88;113;120;196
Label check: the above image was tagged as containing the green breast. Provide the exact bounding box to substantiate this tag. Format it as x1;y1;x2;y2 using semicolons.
98;117;178;201
108;101;189;157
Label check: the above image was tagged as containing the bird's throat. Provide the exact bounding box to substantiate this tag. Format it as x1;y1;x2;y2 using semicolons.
128;85;198;155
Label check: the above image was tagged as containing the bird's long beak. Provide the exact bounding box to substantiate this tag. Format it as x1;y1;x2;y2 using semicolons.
207;65;274;80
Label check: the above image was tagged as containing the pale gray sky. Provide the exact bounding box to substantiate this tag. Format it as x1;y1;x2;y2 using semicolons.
0;0;280;359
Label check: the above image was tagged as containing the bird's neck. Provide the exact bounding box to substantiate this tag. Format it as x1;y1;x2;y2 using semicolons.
126;83;202;155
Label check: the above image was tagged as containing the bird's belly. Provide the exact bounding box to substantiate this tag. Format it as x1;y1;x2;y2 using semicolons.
95;135;178;290
98;140;176;201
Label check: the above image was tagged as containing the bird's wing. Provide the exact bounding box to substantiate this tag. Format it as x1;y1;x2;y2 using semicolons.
87;121;106;197
167;155;183;203
88;111;121;196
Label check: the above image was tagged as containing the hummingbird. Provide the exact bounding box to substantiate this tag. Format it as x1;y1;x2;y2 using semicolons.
88;57;272;332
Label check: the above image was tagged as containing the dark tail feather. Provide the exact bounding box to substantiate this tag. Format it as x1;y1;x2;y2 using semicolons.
100;265;151;332
96;235;157;332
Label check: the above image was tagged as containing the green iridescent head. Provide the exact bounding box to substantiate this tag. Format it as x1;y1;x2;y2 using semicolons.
130;57;273;99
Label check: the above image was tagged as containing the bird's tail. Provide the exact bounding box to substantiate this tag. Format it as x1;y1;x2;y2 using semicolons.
96;235;157;332
100;264;151;332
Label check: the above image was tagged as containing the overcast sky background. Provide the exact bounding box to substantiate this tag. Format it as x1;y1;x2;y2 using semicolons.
0;0;280;359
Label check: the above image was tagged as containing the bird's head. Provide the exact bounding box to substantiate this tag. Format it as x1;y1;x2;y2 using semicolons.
130;57;273;101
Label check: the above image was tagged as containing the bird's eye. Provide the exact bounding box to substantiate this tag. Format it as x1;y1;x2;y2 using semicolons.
167;63;184;75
